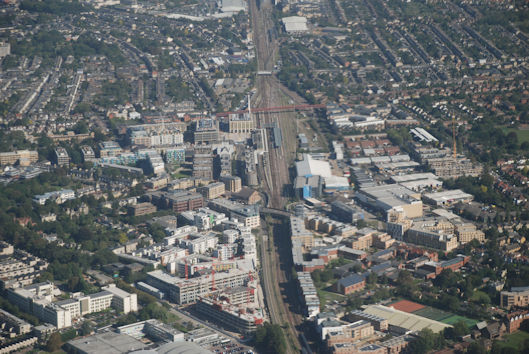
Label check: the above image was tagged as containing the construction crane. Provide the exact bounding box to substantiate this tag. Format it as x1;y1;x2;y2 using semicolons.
452;114;457;159
247;271;254;305
211;263;216;291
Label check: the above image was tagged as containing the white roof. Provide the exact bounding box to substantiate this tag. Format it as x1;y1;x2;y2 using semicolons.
221;0;246;13
296;154;332;178
363;305;451;333
324;176;349;188
281;16;308;32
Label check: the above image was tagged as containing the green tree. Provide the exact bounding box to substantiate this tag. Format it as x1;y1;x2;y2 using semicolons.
255;323;287;354
46;332;63;352
467;341;486;354
80;321;93;336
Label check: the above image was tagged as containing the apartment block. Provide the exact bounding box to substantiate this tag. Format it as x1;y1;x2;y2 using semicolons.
454;222;485;244
199;182;225;200
194;119;219;144
0;309;32;335
128;202;157;216
102;284;138;314
54;147;70;166
501;287;529;309
0;150;38;166
0;243;48;289
196;296;263;334
220;175;242;193
405;227;459;252
146;269;251;305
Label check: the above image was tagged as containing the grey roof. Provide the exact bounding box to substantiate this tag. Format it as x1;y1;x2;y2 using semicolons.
338;274;364;288
67;332;146;354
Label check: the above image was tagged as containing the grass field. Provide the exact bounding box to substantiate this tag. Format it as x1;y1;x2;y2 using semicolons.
495;331;529;351
317;289;345;309
503;128;529;143
441;314;478;328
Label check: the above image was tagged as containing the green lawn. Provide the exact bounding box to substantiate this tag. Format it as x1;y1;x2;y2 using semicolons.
317;288;345;309
503;128;529;143
496;331;529;351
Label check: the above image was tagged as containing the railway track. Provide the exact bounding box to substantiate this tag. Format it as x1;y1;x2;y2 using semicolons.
249;0;306;352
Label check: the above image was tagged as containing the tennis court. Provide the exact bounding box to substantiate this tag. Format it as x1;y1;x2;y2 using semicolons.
441;314;479;327
390;299;426;313
413;306;453;322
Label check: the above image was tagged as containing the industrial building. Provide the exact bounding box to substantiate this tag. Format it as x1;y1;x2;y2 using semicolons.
423;189;474;207
281;16;309;33
356;184;423;219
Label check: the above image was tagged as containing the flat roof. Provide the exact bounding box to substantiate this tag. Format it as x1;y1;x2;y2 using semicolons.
67;331;146;354
424;189;473;202
362;305;451;333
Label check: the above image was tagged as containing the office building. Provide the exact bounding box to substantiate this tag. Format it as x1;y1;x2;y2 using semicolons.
331;201;364;224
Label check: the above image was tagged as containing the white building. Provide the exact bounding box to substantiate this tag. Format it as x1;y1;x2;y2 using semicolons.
281;16;309;33
102;284;138;314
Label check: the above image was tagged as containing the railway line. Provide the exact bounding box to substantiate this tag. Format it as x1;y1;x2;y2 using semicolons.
248;0;307;352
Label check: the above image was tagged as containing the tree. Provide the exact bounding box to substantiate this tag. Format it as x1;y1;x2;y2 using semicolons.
255;323;287;354
467;341;486;354
80;321;93;336
46;332;63;352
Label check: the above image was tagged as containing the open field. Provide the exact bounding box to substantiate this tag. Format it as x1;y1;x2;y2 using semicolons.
317;289;345;309
503;128;529;143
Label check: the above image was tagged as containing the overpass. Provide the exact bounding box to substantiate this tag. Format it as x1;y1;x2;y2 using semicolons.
260;207;291;218
216;104;326;117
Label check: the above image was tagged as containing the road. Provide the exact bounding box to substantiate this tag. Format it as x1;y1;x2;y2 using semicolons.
249;0;305;352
